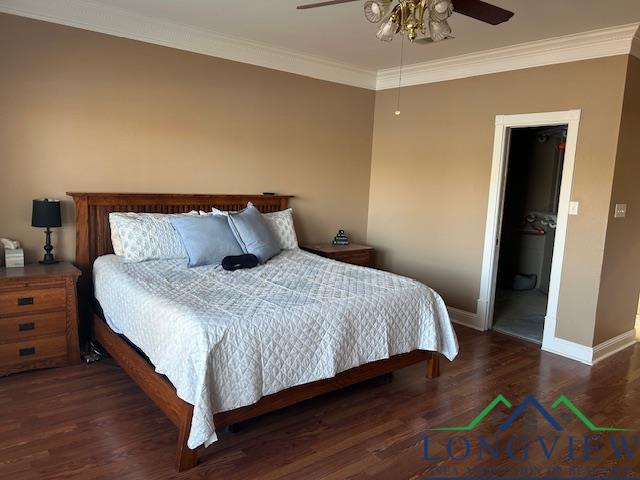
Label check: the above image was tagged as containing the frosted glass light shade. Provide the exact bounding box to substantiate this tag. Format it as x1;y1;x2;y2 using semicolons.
364;0;392;23
429;0;453;22
376;18;397;41
429;19;451;41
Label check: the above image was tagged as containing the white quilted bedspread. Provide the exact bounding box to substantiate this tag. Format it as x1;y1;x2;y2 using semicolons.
93;250;458;449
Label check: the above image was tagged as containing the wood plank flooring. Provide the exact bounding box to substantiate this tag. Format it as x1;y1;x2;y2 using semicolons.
1;326;639;479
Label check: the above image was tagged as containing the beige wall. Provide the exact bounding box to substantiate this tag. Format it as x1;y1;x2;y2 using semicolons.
0;14;375;264
368;57;628;346
594;56;640;345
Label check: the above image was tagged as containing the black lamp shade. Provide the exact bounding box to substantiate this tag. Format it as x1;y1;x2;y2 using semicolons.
32;199;62;228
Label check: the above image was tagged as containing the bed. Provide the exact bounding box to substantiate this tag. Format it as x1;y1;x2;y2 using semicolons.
68;192;459;471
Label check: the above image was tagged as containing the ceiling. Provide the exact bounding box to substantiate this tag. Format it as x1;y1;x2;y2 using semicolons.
0;0;638;89
88;0;640;70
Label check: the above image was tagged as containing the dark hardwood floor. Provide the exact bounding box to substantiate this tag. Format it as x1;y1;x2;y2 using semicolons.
1;326;639;479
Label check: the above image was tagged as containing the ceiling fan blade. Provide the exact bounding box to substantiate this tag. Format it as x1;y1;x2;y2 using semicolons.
414;36;455;45
297;0;361;9
453;0;514;25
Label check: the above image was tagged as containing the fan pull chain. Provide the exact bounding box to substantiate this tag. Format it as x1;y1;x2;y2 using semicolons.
395;35;405;116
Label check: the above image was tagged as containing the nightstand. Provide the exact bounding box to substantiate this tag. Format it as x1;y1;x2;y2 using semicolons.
301;243;375;267
0;263;81;376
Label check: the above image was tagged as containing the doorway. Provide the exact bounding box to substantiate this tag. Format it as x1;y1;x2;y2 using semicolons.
492;125;567;344
478;110;581;353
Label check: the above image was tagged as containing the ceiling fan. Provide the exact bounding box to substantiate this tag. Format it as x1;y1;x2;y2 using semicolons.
297;0;514;43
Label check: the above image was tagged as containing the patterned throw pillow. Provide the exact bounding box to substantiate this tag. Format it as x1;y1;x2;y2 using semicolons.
108;212;197;262
110;216;127;256
263;209;298;250
209;206;299;251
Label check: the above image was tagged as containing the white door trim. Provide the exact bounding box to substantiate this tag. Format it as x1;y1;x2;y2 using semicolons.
477;110;582;353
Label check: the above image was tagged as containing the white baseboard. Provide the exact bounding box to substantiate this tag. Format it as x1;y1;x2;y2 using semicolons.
542;336;593;365
592;329;637;364
447;307;483;331
542;329;637;366
448;307;637;366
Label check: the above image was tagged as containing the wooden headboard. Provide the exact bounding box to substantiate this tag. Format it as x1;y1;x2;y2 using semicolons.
67;192;292;341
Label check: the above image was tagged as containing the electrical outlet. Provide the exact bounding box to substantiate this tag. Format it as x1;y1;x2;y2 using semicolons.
614;204;627;218
569;201;580;215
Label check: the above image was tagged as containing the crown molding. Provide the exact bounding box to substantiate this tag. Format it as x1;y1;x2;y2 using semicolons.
0;0;377;90
377;23;640;90
0;1;638;92
631;31;640;60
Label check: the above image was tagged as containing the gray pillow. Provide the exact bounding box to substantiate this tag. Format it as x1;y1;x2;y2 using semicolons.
226;204;281;263
169;215;243;267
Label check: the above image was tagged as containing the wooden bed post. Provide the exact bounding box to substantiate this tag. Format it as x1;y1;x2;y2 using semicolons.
426;352;440;379
71;194;91;345
176;405;198;472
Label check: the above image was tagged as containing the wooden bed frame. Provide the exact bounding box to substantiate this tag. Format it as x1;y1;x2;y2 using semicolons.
68;192;440;472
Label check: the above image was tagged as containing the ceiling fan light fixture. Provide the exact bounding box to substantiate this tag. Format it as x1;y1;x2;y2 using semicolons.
364;0;391;23
428;19;452;41
297;0;514;43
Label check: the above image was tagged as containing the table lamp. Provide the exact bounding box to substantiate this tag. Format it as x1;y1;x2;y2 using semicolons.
32;199;62;264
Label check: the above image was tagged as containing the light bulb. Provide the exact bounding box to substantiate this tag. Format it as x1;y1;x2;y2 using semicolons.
395;110;401;116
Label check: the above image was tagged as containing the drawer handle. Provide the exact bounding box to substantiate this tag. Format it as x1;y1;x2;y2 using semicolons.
17;297;34;306
18;322;36;331
19;347;36;357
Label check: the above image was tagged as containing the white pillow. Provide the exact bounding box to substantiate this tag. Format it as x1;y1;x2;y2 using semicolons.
110;216;127;256
210;206;298;250
264;209;298;250
108;211;198;261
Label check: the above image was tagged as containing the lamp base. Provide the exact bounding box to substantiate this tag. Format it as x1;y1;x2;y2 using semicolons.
40;229;58;265
39;259;60;265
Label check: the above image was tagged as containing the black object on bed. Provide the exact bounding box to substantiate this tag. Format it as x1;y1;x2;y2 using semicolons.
222;254;259;271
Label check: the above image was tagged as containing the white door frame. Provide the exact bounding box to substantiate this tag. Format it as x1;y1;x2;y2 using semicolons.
477;110;581;350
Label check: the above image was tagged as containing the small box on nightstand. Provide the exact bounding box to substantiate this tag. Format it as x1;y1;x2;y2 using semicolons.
5;248;25;268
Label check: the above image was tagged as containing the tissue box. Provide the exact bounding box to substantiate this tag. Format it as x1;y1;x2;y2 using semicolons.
5;248;25;268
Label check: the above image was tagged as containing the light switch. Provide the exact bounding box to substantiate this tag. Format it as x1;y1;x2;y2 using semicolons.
569;201;580;215
615;204;627;218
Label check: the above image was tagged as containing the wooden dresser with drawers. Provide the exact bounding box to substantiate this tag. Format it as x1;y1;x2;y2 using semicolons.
0;263;81;376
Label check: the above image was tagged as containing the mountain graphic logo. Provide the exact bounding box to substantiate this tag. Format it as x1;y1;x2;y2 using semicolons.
429;394;631;432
